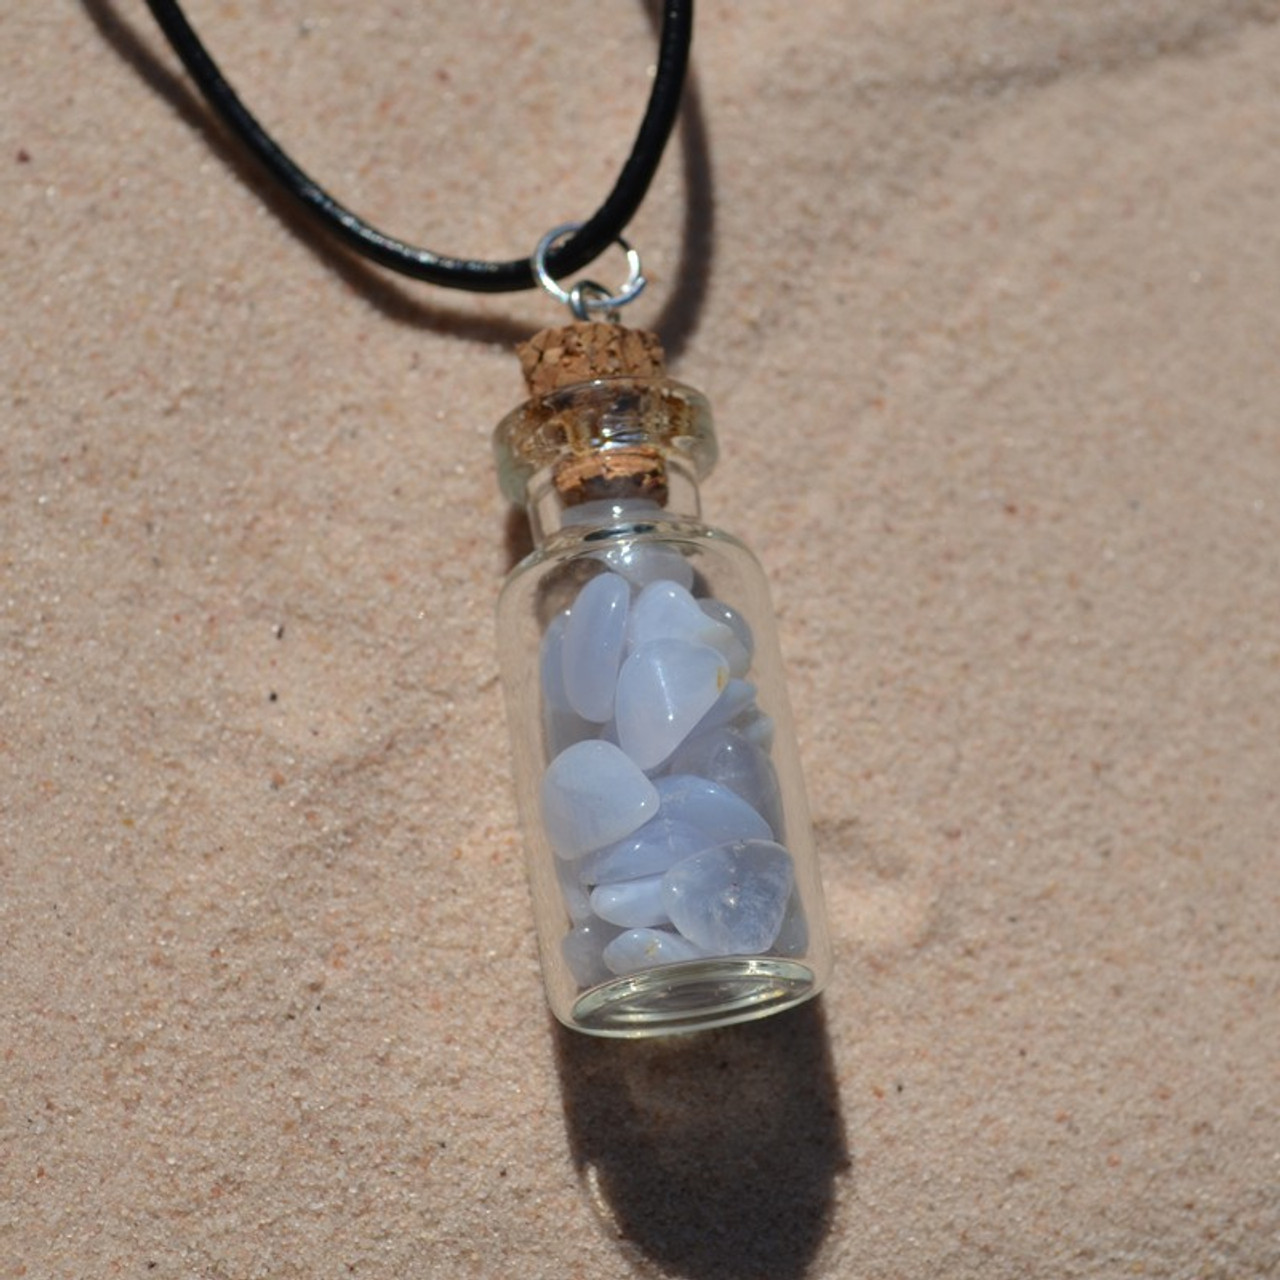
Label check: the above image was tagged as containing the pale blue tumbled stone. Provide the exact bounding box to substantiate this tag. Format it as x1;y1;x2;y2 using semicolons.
590;875;670;928
771;891;810;957
690;678;758;737
542;740;660;859
561;498;663;529
666;727;785;840
697;598;754;677
603;927;709;975
562;917;624;987
578;815;715;886
540;612;595;755
540;611;571;706
734;708;775;753
614;639;729;770
654;774;772;845
662;840;794;954
596;541;696;591
561;572;630;723
627;579;740;665
556;857;594;923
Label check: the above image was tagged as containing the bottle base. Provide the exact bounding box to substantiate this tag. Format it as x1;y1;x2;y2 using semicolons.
566;957;823;1038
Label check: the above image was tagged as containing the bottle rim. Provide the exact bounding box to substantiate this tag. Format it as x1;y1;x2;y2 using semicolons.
492;376;717;508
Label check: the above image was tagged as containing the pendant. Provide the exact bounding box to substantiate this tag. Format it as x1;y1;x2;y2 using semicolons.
493;321;833;1037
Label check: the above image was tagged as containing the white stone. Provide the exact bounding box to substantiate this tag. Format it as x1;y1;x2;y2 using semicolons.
666;726;785;840
603;927;709;975
627;579;740;665
771;891;810;957
561;572;630;723
614;639;729;770
541;611;572;709
540;612;594;755
556;858;594;923
697;598;754;676
561;498;663;529
734;709;775;753
578;815;715;885
653;774;773;845
590;875;670;928
691;678;758;736
595;541;696;590
562;917;623;987
541;740;660;859
662;840;794;954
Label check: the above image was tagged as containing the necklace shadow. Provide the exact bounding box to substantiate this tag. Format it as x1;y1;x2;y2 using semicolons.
553;998;850;1280
82;0;714;356
504;507;536;575
641;1;714;363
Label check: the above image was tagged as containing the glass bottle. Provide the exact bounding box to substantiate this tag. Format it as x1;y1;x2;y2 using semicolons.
494;362;833;1037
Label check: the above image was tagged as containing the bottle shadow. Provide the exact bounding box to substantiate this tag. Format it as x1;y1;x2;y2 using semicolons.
553;998;850;1280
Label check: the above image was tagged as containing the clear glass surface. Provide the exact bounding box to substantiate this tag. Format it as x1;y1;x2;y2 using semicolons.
497;505;834;1037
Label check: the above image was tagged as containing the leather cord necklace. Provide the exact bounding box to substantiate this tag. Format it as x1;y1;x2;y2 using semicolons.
144;0;835;1038
144;0;693;292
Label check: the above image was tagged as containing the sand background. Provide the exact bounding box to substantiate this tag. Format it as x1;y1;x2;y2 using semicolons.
3;3;1278;1277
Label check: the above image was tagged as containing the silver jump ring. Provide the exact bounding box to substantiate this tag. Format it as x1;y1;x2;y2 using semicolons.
568;280;615;322
532;222;646;319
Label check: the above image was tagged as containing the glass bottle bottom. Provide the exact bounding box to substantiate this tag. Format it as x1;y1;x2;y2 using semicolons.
567;957;822;1038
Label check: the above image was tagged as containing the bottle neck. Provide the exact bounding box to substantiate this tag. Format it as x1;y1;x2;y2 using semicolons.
528;467;703;547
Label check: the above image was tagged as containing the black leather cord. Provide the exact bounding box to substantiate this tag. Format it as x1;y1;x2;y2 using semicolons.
143;0;694;293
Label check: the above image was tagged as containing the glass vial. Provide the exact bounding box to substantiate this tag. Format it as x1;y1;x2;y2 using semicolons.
494;367;833;1037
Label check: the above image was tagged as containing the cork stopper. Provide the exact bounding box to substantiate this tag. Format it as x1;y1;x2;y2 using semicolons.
515;323;670;508
518;322;666;397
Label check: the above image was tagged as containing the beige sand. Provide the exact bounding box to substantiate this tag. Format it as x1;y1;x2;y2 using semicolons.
3;3;1278;1276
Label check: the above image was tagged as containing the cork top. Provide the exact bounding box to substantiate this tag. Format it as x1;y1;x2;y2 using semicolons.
517;322;666;397
494;322;715;528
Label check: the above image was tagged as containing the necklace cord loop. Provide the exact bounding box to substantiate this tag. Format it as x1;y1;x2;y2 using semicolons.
142;0;693;293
